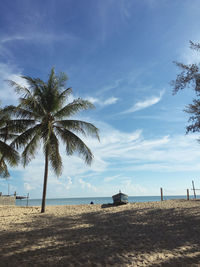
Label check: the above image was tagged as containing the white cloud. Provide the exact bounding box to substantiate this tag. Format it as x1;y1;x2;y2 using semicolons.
8;116;200;198
104;174;121;182
66;176;72;187
82;121;200;174
24;183;35;192
86;97;98;104
79;178;97;192
86;96;118;106
121;90;164;114
104;97;118;105
120;179;147;195
48;175;73;191
92;177;148;197
0;63;27;105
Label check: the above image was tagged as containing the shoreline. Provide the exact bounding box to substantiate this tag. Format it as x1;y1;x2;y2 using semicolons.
1;199;200;266
15;195;195;207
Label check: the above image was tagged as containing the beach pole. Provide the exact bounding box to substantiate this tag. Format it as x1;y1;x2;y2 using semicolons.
192;181;196;199
160;187;163;201
26;193;29;207
187;189;189;200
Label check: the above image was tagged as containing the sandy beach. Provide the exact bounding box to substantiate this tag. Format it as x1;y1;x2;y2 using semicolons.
1;200;200;266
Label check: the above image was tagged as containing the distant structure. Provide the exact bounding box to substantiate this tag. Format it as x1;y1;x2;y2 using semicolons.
0;194;16;205
0;191;29;206
112;190;128;205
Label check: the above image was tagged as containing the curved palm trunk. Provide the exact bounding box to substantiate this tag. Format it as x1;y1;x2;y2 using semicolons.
41;150;49;213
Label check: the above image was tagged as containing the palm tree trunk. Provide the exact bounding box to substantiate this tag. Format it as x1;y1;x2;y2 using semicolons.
41;149;49;213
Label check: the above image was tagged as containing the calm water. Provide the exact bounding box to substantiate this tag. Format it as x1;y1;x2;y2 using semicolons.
15;195;191;207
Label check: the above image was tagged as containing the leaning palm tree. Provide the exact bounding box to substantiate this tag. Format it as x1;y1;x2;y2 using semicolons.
0;107;20;178
7;68;99;212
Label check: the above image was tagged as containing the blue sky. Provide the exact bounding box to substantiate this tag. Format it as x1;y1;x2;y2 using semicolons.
1;0;200;198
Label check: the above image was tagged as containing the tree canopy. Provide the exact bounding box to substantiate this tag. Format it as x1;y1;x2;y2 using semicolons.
7;68;99;212
171;41;200;136
0;108;20;178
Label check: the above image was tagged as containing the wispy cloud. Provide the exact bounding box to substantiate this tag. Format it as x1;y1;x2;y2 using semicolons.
0;32;77;45
8;118;200;198
79;178;97;191
86;96;118;106
95;0;134;43
104;174;121;182
97;79;122;95
121;90;165;114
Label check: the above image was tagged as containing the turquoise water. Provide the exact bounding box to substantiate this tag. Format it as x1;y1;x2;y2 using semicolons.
15;195;192;207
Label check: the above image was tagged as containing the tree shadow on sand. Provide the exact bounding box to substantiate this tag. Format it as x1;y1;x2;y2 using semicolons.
1;202;200;266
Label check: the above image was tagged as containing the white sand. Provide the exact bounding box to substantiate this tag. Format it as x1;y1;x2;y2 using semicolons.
1;199;200;266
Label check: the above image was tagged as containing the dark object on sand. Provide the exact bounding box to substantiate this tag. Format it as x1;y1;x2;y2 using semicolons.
90;201;94;204
112;191;128;205
16;196;27;200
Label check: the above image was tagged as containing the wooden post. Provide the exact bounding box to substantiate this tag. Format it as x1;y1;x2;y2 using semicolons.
187;189;189;200
192;181;196;199
160;187;163;201
26;193;29;207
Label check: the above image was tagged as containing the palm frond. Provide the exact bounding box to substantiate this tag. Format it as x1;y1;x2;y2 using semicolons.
54;99;95;119
57;72;68;89
6;80;33;98
6;119;36;133
47;132;62;176
57;88;72;106
4;105;36;119
21;76;45;93
55;120;100;140
12;124;42;149
0;140;19;166
0;159;10;178
47;68;68;92
55;126;93;165
18;98;46;117
0;133;18;141
48;67;56;90
21;134;40;167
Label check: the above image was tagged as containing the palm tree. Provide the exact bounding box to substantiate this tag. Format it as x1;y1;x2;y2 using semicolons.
7;68;99;212
0;108;20;178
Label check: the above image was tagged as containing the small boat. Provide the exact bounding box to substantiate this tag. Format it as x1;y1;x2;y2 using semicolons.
112;191;128;205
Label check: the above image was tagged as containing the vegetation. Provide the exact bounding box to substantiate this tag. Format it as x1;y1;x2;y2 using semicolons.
0;108;20;178
6;68;99;212
171;41;200;136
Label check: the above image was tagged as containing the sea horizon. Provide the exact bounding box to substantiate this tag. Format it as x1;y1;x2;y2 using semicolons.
16;195;198;207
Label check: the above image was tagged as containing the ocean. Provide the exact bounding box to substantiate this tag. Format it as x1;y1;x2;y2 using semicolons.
15;195;193;207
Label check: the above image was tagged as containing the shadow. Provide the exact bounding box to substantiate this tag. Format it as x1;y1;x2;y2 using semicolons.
1;201;200;266
101;202;127;208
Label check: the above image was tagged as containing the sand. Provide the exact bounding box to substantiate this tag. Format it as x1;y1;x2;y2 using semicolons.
1;200;200;266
